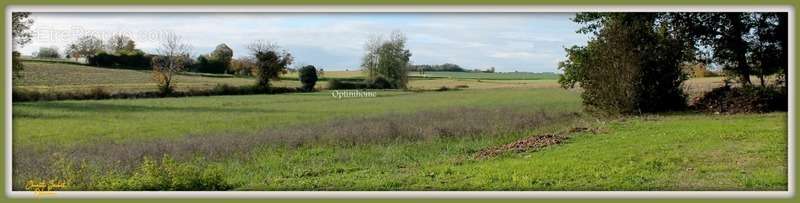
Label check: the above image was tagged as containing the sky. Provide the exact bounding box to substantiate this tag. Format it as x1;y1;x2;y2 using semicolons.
21;12;590;72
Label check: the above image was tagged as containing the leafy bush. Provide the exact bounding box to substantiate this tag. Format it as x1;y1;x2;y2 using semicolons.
327;79;370;90
298;65;319;92
693;85;786;113
35;46;61;58
123;156;233;191
87;50;151;69
559;13;688;115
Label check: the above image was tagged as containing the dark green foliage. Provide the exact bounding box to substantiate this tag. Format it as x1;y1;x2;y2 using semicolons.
298;65;319;92
410;63;466;72
662;12;788;86
327;79;370;90
35;46;60;58
368;76;393;89
192;55;228;74
249;42;294;91
326;77;398;90
87;50;151;69
192;44;234;74
12;51;23;80
693;85;786;114
559;13;687;115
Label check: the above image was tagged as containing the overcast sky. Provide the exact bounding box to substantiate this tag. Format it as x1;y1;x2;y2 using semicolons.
21;12;589;72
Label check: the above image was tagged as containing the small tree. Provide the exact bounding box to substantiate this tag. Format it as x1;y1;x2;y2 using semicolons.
152;34;192;95
66;35;104;61
298;65;319;92
106;34;134;53
210;43;234;73
362;31;412;89
248;40;294;91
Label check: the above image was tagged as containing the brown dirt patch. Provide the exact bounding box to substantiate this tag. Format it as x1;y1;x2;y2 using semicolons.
474;127;595;159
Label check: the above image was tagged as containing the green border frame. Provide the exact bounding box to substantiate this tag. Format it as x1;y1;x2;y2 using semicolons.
0;0;797;202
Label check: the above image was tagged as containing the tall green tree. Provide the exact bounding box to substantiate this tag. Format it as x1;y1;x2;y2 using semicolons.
362;31;412;89
559;13;688;115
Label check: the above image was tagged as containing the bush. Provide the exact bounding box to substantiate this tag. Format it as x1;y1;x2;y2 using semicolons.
693;85;787;114
35;46;61;58
298;65;318;92
102;156;234;191
327;79;370;90
368;76;393;89
87;51;151;69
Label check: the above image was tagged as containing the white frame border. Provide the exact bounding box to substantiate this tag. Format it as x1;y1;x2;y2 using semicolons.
3;5;796;199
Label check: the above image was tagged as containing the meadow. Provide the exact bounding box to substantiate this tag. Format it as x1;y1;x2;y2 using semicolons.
10;61;787;191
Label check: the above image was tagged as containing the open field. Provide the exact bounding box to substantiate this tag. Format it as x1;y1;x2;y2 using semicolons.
12;85;787;190
410;71;559;80
17;61;731;94
14;61;299;93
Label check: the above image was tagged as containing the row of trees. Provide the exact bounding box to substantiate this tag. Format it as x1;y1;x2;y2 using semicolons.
558;12;788;115
12;12;412;95
409;63;496;73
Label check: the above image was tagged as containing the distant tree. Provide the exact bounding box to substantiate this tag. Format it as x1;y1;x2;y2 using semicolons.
362;31;412;89
12;12;34;79
152;34;192;95
248;40;294;91
66;36;104;61
106;34;134;53
35;46;61;58
210;43;234;73
230;57;257;76
298;65;319;92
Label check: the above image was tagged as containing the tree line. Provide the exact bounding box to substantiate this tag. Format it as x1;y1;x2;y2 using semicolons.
12;12;416;96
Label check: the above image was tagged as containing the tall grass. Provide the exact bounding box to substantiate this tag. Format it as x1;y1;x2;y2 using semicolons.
12;107;580;190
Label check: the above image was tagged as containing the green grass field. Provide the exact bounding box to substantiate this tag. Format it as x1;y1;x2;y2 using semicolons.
11;61;787;191
410;71;560;80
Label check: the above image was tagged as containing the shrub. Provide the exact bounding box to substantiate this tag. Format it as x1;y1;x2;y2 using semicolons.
298;65;319;92
327;79;370;90
111;156;234;191
87;50;151;69
368;76;393;89
35;46;61;58
693;85;786;113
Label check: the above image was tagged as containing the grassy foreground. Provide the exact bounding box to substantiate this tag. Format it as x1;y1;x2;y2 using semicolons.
12;86;787;191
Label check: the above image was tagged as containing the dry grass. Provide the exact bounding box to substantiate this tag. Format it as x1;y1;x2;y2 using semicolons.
12;107;580;189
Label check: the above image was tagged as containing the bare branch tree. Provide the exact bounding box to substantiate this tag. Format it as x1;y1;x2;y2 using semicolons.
152;34;192;94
